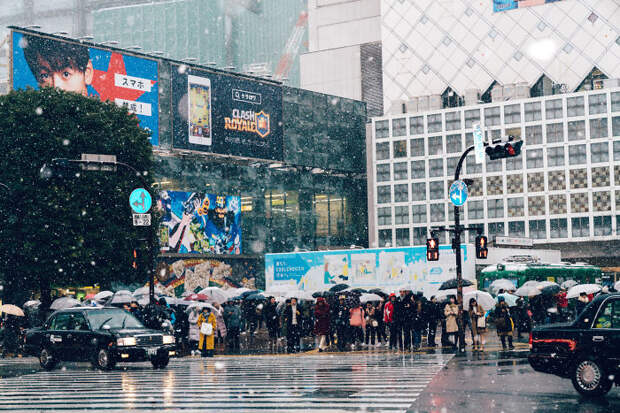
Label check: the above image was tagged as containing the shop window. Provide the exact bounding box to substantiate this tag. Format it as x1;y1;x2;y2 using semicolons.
529;220;547;239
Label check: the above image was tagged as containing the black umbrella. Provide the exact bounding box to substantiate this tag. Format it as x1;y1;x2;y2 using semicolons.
329;284;349;293
439;278;474;290
312;291;324;298
349;288;368;293
240;290;260;298
368;289;388;298
244;293;266;301
541;285;561;295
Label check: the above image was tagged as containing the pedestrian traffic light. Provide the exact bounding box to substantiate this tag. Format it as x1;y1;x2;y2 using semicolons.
475;235;488;259
426;238;439;261
132;249;143;270
485;138;523;160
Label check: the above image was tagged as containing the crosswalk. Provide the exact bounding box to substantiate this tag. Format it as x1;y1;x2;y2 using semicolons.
0;352;453;412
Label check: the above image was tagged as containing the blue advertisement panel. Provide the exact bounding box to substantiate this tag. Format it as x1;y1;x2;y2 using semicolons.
266;245;475;298
11;30;159;145
172;65;284;160
493;0;564;13
158;191;242;255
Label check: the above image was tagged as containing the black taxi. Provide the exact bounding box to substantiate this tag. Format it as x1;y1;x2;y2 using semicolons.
528;293;620;397
24;307;176;370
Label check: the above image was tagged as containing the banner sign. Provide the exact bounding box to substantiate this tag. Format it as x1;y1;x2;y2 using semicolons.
11;30;159;145
158;191;242;255
493;0;564;13
265;245;475;298
172;65;283;160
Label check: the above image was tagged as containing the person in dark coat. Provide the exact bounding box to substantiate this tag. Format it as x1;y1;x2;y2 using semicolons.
313;297;331;352
284;297;303;353
375;300;387;345
334;295;350;351
263;297;280;349
411;294;424;350
494;297;514;350
401;293;414;351
426;296;440;347
223;301;242;351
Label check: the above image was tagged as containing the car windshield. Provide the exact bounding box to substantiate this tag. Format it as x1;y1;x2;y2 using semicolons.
85;309;144;330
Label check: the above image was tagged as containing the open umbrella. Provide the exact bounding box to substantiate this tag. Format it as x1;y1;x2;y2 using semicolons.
133;286;164;297
434;289;457;300
540;285;561;295
184;293;210;302
50;296;81;310
359;293;383;303
245;293;267;301
396;284;415;292
439;278;474;290
109;291;134;305
522;280;539;288
489;279;516;293
197;287;230;304
615;281;620;291
536;281;558;290
285;290;315;301
566;284;602;299
368;288;388;298
346;287;368;293
329;284;349;293
23;300;41;308
0;304;25;317
185;302;217;313
514;285;540;297
497;293;519;307
561;280;578;289
463;291;495;311
93;291;113;301
240;290;260;298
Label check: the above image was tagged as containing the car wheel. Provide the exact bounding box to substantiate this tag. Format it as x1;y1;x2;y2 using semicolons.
571;357;613;397
93;348;116;370
151;354;170;369
39;348;58;371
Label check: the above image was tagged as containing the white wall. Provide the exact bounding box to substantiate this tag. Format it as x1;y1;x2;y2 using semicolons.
300;46;363;100
479;248;563;266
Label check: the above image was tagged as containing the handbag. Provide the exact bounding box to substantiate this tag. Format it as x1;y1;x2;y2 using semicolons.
476;316;486;329
200;321;213;336
371;320;379;328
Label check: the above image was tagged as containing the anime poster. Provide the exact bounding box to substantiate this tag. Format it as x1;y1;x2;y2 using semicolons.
351;253;376;284
11;30;159;145
158;191;241;255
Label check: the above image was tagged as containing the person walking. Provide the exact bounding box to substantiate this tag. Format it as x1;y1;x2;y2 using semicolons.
314;297;331;352
263;296;280;351
443;297;459;349
364;302;378;347
426;296;440;347
375;300;387;345
223;301;242;351
468;298;486;350
197;306;217;357
494;297;514;350
349;302;366;350
335;295;350;351
284;297;302;353
384;294;398;350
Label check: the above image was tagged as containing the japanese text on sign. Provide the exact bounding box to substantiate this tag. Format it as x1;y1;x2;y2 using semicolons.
114;73;153;92
232;89;261;105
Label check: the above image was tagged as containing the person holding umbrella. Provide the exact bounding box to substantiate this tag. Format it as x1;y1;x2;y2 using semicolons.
494;296;514;350
468;298;486;350
284;297;303;353
335;295;350;351
263;297;280;351
197;306;217;357
384;294;398;350
443;296;459;349
314;297;331;352
223;300;242;352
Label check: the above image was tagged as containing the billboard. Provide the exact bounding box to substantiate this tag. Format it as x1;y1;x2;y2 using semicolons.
11;30;159;145
158;191;242;255
172;65;283;160
265;245;475;298
493;0;564;13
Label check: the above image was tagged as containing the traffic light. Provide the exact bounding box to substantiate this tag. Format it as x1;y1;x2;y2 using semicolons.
475;235;488;259
426;238;439;261
132;249;139;269
485;138;523;160
132;248;145;270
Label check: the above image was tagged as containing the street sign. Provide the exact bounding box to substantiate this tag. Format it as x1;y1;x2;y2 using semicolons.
129;188;152;214
473;123;484;164
133;213;151;226
449;180;468;207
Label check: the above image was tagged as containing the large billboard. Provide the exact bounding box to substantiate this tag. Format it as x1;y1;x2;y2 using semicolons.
11;30;159;145
265;245;475;298
158;191;242;255
493;0;564;12
172;65;283;160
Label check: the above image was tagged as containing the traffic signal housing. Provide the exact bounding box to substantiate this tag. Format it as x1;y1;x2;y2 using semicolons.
426;238;439;261
475;235;488;259
485;138;523;160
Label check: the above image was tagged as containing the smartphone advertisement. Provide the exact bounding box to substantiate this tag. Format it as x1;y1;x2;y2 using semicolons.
172;65;283;160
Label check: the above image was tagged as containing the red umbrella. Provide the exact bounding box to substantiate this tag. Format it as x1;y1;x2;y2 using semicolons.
85;293;96;300
183;293;210;301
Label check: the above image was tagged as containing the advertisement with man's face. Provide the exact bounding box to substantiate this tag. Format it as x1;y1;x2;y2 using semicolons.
11;30;159;145
158;191;242;255
172;65;283;160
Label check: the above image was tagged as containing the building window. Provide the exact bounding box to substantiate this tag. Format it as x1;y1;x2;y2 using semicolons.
429;181;444;200
506;154;523;171
411;160;426;179
412;204;426;223
393;162;408;180
378;229;392;247
545;99;563;119
487;176;503;195
392;118;407;136
612;92;620;112
487;199;504;219
376;164;390;182
509;221;525;237
617;216;620;235
524;102;542;122
567;96;585;117
529;220;546;239
430;204;445;222
613;116;620;137
375;120;389;138
468;200;484;220
412;227;427;246
464;109;480;128
394;184;408;203
428;136;443;155
488;222;505;238
465;155;482;175
429;159;444;178
590;142;609;163
550;218;568;238
547;147;565;167
546;123;564;143
377;207;391;226
614;141;620;161
484;106;501;126
571;217;590;238
528;196;545;216
394;206;409;225
377;185;391;204
410;116;424;134
468;224;484;242
486;156;503;173
411;183;426;201
504;104;521;124
569;144;587;165
395;228;410;247
393;140;407;158
567;120;586;141
376;142;389;160
526;149;544;169
447;157;459;175
410;138;425;157
588;94;607;115
445;111;461;131
428;114;442;133
507;197;524;217
446;134;462;153
525;125;543;145
593;216;612;236
590;118;608;139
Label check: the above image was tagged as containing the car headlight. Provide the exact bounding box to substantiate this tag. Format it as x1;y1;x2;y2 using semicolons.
117;337;137;346
162;335;175;345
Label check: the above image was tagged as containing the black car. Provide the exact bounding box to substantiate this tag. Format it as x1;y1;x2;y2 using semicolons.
528;292;620;397
24;307;176;370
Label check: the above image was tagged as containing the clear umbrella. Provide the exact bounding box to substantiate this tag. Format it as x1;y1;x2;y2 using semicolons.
566;284;602;299
489;279;516;293
93;291;113;301
515;285;541;297
359;293;383;303
463;291;495;311
109;291;134;305
496;293;519;307
50;296;81;310
536;281;559;290
197;287;230;304
561;280;578;289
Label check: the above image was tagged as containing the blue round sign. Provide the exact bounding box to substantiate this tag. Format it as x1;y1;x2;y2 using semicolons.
129;188;152;213
449;180;468;207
